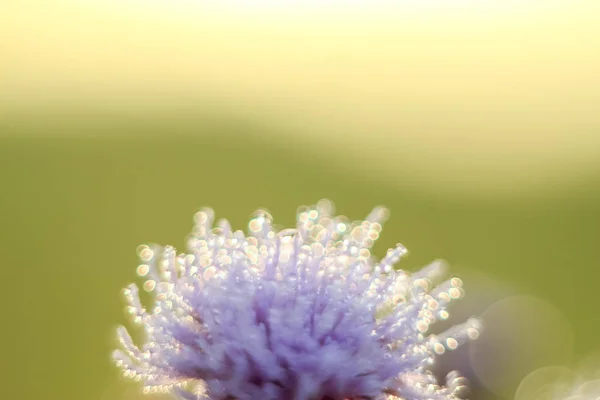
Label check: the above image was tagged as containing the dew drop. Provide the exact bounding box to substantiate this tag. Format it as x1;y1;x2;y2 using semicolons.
446;337;459;350
467;327;480;340
249;209;273;234
359;248;371;259
451;277;463;288
137;245;154;262
194;208;214;225
434;342;446;354
136;264;150;276
203;266;217;280
143;280;156;292
427;299;439;310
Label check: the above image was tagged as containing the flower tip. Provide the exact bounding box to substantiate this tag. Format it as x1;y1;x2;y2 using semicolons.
114;200;478;400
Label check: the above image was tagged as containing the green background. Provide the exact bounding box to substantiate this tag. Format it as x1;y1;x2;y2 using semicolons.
2;112;599;400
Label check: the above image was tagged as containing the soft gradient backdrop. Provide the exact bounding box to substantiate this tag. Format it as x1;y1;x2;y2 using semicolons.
1;1;600;400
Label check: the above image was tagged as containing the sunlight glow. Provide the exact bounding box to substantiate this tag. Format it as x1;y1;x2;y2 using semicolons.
2;0;600;197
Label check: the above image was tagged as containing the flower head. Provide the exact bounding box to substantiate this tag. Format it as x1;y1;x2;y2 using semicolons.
114;200;480;400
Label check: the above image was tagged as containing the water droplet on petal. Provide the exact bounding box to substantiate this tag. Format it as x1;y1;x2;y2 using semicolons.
137;264;150;276
203;266;217;280
249;209;273;234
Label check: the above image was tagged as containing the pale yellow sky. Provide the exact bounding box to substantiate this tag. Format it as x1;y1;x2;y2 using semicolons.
2;0;600;197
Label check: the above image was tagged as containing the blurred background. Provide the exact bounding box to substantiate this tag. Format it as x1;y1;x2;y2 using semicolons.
1;1;600;399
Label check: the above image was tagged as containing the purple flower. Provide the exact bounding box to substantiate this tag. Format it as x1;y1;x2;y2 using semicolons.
114;200;480;400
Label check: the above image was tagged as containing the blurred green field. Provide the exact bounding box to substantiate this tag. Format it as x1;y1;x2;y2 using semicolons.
1;113;599;400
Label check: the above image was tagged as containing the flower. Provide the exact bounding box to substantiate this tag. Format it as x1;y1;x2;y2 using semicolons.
114;200;480;400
